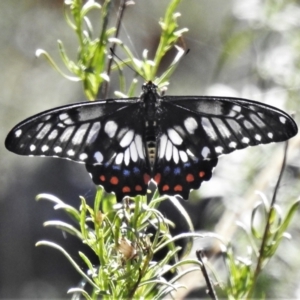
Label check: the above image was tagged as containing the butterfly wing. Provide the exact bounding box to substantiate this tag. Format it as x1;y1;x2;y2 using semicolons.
5;99;136;159
5;99;151;201
84;105;151;201
162;95;297;157
153;95;297;199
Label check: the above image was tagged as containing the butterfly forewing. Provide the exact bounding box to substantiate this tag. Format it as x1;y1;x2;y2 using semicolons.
163;95;297;158
5;99;137;161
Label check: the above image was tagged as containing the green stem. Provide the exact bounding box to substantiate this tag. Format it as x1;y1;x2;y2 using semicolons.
247;142;288;299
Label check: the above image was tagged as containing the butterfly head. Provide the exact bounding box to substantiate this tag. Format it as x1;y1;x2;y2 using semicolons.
142;81;158;94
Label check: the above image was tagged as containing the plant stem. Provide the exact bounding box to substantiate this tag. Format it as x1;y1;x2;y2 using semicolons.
247;142;288;299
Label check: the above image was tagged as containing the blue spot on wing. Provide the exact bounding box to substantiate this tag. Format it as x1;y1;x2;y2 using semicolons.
123;169;130;176
163;166;171;174
133;167;140;174
174;167;181;175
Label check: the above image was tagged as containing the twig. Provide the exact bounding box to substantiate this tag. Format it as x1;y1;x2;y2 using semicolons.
248;141;289;298
100;0;134;99
196;250;218;300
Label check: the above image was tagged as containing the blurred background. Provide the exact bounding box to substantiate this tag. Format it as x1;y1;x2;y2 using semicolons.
1;0;300;298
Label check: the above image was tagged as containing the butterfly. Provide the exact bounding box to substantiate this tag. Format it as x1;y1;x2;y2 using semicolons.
5;81;298;201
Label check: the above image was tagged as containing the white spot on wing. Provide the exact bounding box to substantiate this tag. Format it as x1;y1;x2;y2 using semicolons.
48;129;58;140
67;149;75;156
250;114;265;127
59;113;74;125
129;142;138;162
201;146;210;158
120;130;134;148
135;135;144;159
279;116;286;124
233;105;242;112
167;128;183;145
213;118;231;138
184;117;198;134
173;146;179;164
243;120;254;129
72;124;89;145
165;140;172;161
79;153;88;161
59;113;68;120
215;146;223;153
268;132;273;139
227;105;242;117
41;145;49;152
30;144;36;151
37;123;51;139
36;124;43;131
242;137;250;144
105;120;118;138
54;146;62;153
86;122;101;144
94;151;103;163
179;150;188;162
60;126;75;143
124;148;130;166
201;118;217;140
115;153;123;165
15;129;22;138
159;134;168;159
229;141;237;148
255;134;261;141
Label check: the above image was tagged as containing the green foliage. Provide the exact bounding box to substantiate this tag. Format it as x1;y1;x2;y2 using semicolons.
36;0;188;99
221;193;300;299
36;189;202;299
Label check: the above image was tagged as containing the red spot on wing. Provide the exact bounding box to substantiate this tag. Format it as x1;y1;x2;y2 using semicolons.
122;186;131;193
110;176;119;185
199;171;205;178
143;173;151;185
162;185;170;192
154;173;161;184
186;174;194;182
100;175;106;181
174;185;183;192
135;185;142;191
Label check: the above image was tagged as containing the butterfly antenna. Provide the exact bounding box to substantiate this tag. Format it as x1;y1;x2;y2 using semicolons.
109;47;146;81
99;0;134;99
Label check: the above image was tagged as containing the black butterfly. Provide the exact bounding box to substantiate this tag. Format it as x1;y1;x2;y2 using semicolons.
5;81;298;201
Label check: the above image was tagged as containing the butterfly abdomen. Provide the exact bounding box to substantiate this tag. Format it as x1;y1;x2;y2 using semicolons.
145;120;157;167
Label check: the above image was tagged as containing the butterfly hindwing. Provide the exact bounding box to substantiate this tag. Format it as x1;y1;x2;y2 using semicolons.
84;104;152;201
152;101;219;198
154;156;218;199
